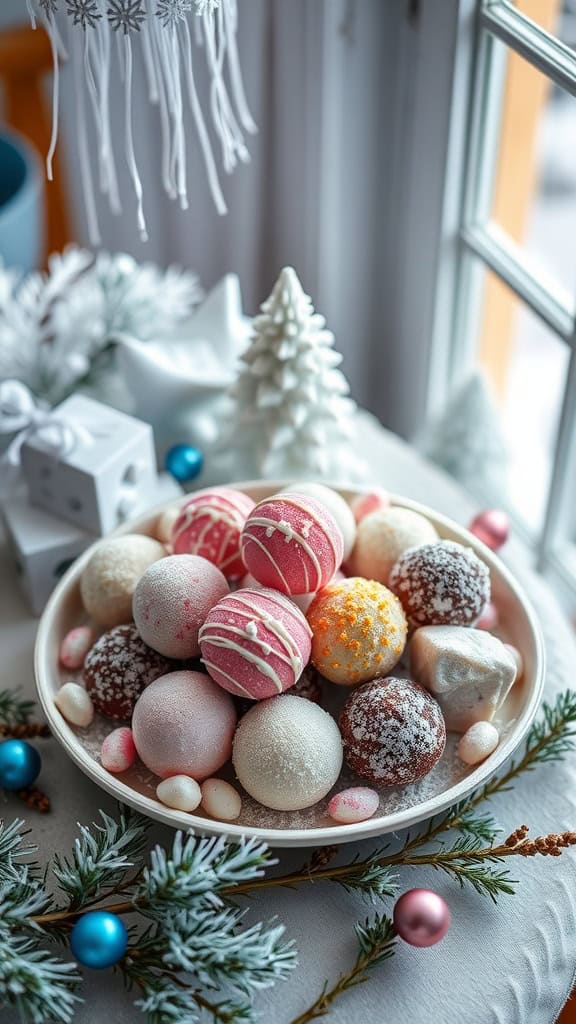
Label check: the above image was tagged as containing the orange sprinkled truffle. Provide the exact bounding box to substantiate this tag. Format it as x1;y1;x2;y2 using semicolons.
306;577;407;685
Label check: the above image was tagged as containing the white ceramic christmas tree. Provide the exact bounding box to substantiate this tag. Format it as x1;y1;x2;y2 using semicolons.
220;267;364;482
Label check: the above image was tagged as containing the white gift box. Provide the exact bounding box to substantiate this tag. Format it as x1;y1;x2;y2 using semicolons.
20;394;158;536
2;495;96;616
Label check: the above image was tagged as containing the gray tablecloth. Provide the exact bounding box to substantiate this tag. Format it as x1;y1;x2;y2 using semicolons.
2;415;575;1024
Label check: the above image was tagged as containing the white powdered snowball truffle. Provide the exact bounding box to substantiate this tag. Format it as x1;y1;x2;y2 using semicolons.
80;534;165;627
349;506;438;585
282;482;356;560
457;721;499;765
232;694;343;811
201;778;242;820
54;682;94;727
156;775;202;812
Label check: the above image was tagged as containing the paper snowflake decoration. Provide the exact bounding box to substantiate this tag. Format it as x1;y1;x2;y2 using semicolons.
39;0;58;16
107;0;146;33
66;0;102;28
156;0;193;28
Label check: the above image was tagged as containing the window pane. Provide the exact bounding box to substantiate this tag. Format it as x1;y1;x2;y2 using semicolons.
488;37;576;307
474;265;569;531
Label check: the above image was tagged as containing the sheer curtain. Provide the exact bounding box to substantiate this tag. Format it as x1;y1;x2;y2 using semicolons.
3;0;460;437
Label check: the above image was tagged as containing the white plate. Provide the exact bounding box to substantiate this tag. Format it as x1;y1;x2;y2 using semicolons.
34;481;545;848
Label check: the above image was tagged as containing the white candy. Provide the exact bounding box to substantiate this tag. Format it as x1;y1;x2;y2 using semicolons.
458;722;499;765
156;776;202;812
59;626;97;670
155;503;182;545
328;787;379;824
504;644;524;680
201;778;242;821
54;682;94;727
101;727;136;773
349;506;438;584
410;626;517;732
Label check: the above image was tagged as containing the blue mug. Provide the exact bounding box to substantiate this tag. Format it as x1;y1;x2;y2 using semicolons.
0;128;44;272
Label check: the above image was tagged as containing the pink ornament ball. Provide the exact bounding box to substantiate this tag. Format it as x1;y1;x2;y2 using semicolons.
393;889;451;947
132;554;229;659
241;493;344;595
172;488;255;578
199;588;312;699
132;670;237;780
477;600;499;631
59;626;97;670
469;509;510;551
328;787;380;824
350;489;391;523
101;727;137;773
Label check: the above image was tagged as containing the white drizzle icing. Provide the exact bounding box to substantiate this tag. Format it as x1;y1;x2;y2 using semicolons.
199;635;285;692
200;657;254;698
172;493;246;550
245;515;320;590
199;621;296;670
241;532;291;591
274;493;343;564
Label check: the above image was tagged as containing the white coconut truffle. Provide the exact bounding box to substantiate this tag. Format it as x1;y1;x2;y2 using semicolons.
232;694;343;811
156;775;202;812
410;626;517;732
282;482;356;560
154;503;183;545
201;778;242;820
80;534;165;627
349;506;438;585
458;722;499;765
54;682;94;727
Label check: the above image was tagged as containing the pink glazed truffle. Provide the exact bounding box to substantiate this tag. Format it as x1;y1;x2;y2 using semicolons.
171;488;255;578
199;588;312;699
241;492;344;595
131;670;236;779
132;554;229;659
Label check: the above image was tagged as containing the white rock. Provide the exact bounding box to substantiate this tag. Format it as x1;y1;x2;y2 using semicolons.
156;775;202;812
201;778;242;820
54;682;94;727
458;722;500;765
410;626;517;732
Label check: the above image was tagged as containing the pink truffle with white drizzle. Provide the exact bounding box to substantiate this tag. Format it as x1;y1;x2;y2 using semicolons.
199;588;312;699
241;492;344;595
172;487;255;578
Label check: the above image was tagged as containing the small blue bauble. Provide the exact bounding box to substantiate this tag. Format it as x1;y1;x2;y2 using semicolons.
70;911;128;969
164;443;204;483
0;739;41;791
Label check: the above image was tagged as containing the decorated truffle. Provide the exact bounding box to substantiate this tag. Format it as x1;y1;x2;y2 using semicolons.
232;694;343;811
306;577;407;685
199;588;312;700
349;506;438;585
132;554;229;659
241;493;344;595
171;488;255;578
409;625;516;731
83;624;174;720
283;482;356;560
132;670;237;780
388;540;490;628
339;677;446;786
80;534;165;627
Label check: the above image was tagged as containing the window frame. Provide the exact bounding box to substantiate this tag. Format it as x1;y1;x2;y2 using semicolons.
428;0;576;607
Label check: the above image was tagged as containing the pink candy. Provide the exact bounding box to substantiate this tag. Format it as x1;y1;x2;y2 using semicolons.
172;488;255;578
328;786;380;824
199;588;312;699
101;727;137;773
350;489;390;524
241;493;344;595
477;600;499;631
59;626;96;670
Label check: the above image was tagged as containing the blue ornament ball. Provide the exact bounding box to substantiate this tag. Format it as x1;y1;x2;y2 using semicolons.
0;739;41;791
70;911;128;970
164;443;204;484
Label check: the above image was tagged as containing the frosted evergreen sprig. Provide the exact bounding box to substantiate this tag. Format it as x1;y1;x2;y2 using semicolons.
0;934;81;1024
53;809;149;910
0;688;37;728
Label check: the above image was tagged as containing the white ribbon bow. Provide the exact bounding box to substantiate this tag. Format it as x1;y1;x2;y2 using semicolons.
0;380;95;493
